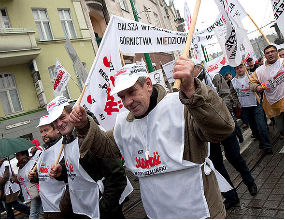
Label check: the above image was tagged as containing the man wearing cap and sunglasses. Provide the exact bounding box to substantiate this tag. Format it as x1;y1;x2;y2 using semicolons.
62;56;235;218
47;97;127;219
28;115;66;218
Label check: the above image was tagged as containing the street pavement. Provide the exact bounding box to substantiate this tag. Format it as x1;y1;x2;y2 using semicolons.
122;122;284;219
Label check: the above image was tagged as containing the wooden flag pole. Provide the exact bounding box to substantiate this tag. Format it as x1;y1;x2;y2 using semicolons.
31;164;37;172
242;60;261;104
247;13;270;45
120;52;126;66
173;0;201;90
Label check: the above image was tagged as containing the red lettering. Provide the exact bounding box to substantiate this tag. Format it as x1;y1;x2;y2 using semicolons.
104;87;123;115
273;70;284;81
135;151;162;169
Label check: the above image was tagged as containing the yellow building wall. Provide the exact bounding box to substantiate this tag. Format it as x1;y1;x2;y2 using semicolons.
0;64;40;117
1;0;84;40
0;0;95;110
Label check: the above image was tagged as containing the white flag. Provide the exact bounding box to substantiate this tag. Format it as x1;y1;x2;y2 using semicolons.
53;60;71;96
184;1;192;30
80;15;190;130
271;0;284;36
214;0;247;66
80;17;123;130
205;55;228;75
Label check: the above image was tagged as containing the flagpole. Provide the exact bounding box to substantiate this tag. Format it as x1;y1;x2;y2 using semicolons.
69;76;80;89
242;60;261;104
173;0;201;90
129;0;154;73
120;52;126;66
247;13;270;45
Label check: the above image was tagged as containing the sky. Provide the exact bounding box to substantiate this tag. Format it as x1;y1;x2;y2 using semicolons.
168;0;276;54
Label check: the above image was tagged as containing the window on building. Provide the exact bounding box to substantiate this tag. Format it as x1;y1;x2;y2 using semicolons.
32;9;53;41
0;8;11;28
48;66;70;99
153;12;161;27
0;73;23;115
144;6;151;23
119;0;129;12
58;9;76;39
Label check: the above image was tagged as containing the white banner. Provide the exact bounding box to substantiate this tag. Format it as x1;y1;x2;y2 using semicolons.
80;17;122;130
161;60;175;84
80;16;191;130
271;0;284;36
115;16;187;53
184;1;192;30
53;60;71;97
214;0;248;66
205;55;228;75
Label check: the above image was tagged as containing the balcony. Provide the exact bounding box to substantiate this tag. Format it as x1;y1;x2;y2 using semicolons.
86;0;103;11
0;28;40;67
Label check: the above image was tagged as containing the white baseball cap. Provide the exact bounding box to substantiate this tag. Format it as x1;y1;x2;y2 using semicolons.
37;115;50;127
110;63;148;96
46;96;69;123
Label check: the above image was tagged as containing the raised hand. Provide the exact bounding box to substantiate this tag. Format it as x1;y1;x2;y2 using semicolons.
173;56;196;98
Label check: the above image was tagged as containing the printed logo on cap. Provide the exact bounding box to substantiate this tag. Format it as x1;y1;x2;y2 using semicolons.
47;96;68;112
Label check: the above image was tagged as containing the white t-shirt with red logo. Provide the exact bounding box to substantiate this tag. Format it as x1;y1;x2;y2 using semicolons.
232;74;257;107
256;58;284;105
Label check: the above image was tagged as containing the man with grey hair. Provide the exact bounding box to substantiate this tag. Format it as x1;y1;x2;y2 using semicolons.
67;57;235;218
47;96;127;219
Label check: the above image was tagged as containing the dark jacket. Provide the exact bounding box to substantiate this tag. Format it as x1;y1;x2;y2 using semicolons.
78;80;235;218
58;118;127;218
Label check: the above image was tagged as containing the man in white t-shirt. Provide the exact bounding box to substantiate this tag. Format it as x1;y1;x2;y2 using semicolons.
233;64;272;154
250;45;284;139
0;158;30;218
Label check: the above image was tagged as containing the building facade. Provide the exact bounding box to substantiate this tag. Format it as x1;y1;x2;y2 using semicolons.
0;0;95;142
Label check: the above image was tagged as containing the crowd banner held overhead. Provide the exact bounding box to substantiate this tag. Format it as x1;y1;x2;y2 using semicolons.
270;0;284;37
213;0;248;66
80;15;193;130
53;60;71;97
174;0;201;90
